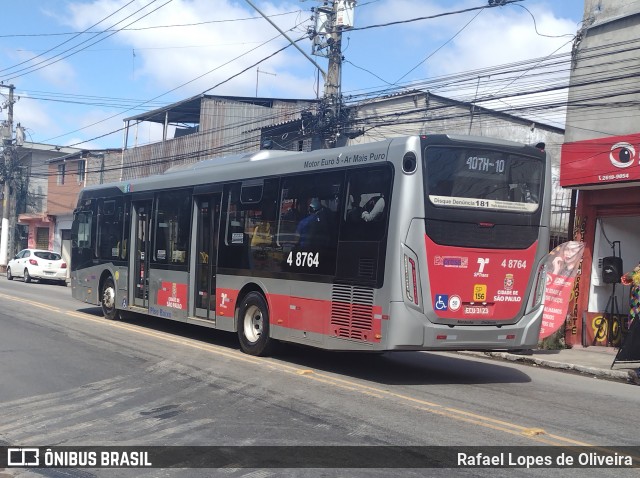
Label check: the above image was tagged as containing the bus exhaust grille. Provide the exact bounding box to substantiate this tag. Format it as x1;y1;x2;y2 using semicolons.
331;285;374;341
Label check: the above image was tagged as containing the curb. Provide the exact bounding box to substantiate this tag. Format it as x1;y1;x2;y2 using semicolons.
458;351;635;384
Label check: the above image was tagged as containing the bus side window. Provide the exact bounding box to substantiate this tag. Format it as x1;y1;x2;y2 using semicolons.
153;189;191;266
73;211;92;249
277;171;344;275
97;198;124;260
220;180;279;271
341;165;392;242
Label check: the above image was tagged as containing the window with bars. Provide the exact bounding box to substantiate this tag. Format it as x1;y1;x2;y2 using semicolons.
36;227;49;250
77;161;85;183
57;164;65;185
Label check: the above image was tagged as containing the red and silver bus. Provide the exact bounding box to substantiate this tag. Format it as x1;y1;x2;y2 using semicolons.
71;134;550;355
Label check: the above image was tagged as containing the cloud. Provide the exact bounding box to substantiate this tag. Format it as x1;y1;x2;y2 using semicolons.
435;6;576;76
11;95;57;141
61;0;319;99
356;0;576;78
17;0;580;145
69;107;126;147
2;49;77;88
345;0;577;126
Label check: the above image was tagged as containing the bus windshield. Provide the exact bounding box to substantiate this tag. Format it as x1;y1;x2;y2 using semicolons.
425;146;543;213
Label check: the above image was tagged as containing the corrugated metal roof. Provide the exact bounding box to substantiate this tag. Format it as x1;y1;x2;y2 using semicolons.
46;148;121;163
123;94;319;124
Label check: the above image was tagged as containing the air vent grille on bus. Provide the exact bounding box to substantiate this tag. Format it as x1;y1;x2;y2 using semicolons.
330;284;374;341
358;258;375;278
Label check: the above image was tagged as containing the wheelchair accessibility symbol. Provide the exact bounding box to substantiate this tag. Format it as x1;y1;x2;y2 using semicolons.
434;294;448;311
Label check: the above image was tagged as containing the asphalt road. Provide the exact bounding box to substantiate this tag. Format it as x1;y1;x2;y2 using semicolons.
0;278;639;478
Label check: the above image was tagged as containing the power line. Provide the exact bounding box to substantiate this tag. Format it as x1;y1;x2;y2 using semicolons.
1;0;174;82
15;1;640;157
348;1;522;32
0;10;302;38
40;18;311;146
394;5;487;84
0;0;137;75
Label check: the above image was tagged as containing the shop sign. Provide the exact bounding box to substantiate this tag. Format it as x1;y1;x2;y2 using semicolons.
560;132;640;187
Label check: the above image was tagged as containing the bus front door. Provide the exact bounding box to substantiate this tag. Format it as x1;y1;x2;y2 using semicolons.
132;201;152;309
194;194;220;320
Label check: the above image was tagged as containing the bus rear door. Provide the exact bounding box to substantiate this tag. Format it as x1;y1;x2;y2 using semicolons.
132;200;152;309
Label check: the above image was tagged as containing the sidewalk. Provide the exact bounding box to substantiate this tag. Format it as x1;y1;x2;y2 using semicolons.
460;346;640;385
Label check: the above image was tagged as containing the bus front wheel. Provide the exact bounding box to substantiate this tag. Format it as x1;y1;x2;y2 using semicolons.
101;276;120;320
237;291;274;356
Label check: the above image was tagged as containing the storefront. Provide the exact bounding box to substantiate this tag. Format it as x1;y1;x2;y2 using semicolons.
561;133;640;347
17;213;54;252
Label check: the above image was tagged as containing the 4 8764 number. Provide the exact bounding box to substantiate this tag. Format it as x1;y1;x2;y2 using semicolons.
287;251;320;268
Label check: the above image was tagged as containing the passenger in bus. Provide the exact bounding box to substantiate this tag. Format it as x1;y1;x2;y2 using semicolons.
251;203;275;248
283;200;304;223
295;198;325;249
347;193;363;223
251;221;272;247
361;195;385;222
117;238;127;260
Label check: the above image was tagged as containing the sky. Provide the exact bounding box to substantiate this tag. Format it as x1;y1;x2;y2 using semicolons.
0;0;586;150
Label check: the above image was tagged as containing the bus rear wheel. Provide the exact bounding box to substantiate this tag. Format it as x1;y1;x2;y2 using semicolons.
101;276;120;320
237;291;274;356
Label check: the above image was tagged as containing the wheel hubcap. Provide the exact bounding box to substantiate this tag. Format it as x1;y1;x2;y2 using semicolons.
243;305;263;343
103;286;115;309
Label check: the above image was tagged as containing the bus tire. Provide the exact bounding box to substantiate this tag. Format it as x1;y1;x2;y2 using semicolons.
101;276;120;320
237;291;274;356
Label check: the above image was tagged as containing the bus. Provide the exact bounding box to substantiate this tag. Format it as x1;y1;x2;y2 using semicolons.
71;134;550;356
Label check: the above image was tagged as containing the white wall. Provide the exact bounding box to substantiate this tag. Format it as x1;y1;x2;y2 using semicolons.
589;216;640;313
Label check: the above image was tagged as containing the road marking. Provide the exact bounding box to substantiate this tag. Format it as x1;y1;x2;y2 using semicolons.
62;310;592;446
0;292;624;451
0;292;60;312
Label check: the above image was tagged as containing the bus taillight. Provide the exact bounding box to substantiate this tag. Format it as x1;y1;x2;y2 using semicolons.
404;255;419;305
531;262;547;310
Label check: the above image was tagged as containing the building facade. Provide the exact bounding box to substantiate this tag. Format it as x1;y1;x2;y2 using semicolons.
560;0;640;347
11;143;79;257
46;149;122;269
120;95;319;179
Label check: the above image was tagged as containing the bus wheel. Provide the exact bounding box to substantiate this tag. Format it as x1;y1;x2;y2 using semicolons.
238;291;274;356
101;276;120;320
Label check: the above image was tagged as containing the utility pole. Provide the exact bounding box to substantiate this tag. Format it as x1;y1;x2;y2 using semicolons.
0;85;14;270
246;0;355;149
0;84;15;270
311;1;356;148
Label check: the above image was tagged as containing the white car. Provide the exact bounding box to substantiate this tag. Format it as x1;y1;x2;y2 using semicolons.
6;249;68;285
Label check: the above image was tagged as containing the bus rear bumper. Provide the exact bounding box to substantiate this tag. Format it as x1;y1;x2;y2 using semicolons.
387;301;543;351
